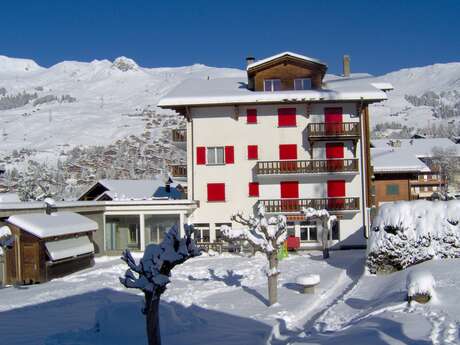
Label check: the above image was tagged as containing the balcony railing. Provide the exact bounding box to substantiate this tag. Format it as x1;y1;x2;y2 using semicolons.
307;122;360;139
260;197;360;213
256;159;358;175
170;164;187;177
172;129;187;143
410;179;446;186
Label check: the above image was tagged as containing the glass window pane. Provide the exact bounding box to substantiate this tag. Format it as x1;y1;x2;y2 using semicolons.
294;79;302;90
264;80;271;91
287;222;295;236
105;215;140;250
273;79;281;91
310;226;318;241
332;222;339;240
303;79;311;89
207;148;216;164
144;215;179;245
216;147;224;164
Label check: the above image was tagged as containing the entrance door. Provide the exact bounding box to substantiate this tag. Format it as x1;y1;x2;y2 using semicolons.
326;143;344;171
327;180;345;210
325;108;343;135
21;242;40;283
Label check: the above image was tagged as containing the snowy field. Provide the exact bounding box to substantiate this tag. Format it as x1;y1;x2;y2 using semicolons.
0;251;459;344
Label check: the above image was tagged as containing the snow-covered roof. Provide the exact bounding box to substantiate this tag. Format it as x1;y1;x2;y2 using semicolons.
81;178;184;201
158;75;388;108
45;236;94;261
371;148;431;173
7;212;98;238
371;138;460;158
246;51;327;70
0;193;21;203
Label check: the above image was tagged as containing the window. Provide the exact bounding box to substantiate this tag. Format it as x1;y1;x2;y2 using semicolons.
294;78;312;90
207;147;225;165
286;222;296;237
207;183;226;202
386;184;400;196
193;223;210;242
248;145;258;160
128;224;138;245
328;221;340;240
264;79;281;91
247;109;257;124
215;223;231;242
300;220;317;241
249;182;259;197
278;108;297;127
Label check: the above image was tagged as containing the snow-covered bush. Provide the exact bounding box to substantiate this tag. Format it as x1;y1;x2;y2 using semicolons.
367;200;460;274
221;203;287;305
119;224;200;345
406;269;436;303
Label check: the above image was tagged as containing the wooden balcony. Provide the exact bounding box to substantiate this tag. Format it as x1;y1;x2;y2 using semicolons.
409;178;446;186
260;197;360;213
256;159;358;175
307;122;360;140
172;129;187;143
169;164;187;178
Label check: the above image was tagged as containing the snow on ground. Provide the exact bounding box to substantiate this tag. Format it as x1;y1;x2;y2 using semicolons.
1;250;459;344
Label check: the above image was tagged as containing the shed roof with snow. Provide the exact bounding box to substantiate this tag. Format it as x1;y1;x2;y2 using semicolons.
0;193;21;203
7;212;98;238
371;138;460;158
371;148;431;173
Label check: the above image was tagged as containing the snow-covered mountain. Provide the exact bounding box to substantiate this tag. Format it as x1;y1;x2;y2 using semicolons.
1;55;459;199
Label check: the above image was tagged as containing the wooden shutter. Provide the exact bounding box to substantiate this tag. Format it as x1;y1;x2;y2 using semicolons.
225;146;234;164
279;144;297;160
249;182;259;197
247;145;258;160
247;109;257;124
326;143;344;171
327;180;345;210
196;147;206;165
325;107;343;135
278;108;297;127
280;181;299;198
207;183;226;201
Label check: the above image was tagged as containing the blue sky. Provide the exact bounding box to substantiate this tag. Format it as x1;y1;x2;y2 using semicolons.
1;0;459;75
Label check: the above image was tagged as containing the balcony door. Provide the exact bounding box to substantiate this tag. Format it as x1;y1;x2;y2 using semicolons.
280;181;299;212
326;143;344;171
325;108;343;135
327;180;345;210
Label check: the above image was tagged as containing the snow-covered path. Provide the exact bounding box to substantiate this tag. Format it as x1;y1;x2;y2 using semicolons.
0;250;364;345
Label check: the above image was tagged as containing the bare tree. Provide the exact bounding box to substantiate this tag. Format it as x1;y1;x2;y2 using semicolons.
221;203;287;306
430;146;460;192
302;207;337;259
119;224;200;345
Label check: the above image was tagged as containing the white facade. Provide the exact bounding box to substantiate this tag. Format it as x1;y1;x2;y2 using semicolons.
185;103;368;248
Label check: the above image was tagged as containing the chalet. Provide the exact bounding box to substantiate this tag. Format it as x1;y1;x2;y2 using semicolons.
158;52;392;249
371;138;459;204
4;212;97;284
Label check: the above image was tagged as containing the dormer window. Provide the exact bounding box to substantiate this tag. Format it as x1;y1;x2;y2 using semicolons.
294;78;311;90
264;79;281;92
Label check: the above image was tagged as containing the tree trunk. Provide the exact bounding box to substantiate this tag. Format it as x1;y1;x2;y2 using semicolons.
268;253;278;306
145;292;161;345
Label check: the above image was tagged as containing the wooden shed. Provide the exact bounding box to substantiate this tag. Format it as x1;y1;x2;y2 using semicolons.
4;212;98;285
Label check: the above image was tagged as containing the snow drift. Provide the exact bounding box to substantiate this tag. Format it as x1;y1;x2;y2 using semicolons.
367;200;460;273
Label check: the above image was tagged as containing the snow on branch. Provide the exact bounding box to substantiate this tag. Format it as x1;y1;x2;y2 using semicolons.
119;224;200;296
0;226;14;256
221;203;287;254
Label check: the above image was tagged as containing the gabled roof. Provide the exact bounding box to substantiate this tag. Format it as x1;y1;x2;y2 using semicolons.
371;148;431;173
79;178;184;201
8;212;98;238
246;51;327;71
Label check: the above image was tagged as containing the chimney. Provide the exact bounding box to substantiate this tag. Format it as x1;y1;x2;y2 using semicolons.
343;55;351;77
44;198;56;215
246;56;255;67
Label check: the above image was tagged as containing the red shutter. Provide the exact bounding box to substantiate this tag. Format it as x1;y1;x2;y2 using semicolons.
196;147;206;165
325;107;343;135
247;109;257;124
279;144;297;160
247;145;258;160
225;146;234;164
207;183;226;201
249;182;259;197
278;108;297;127
280;181;299;198
326;143;344;171
327;180;345;210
